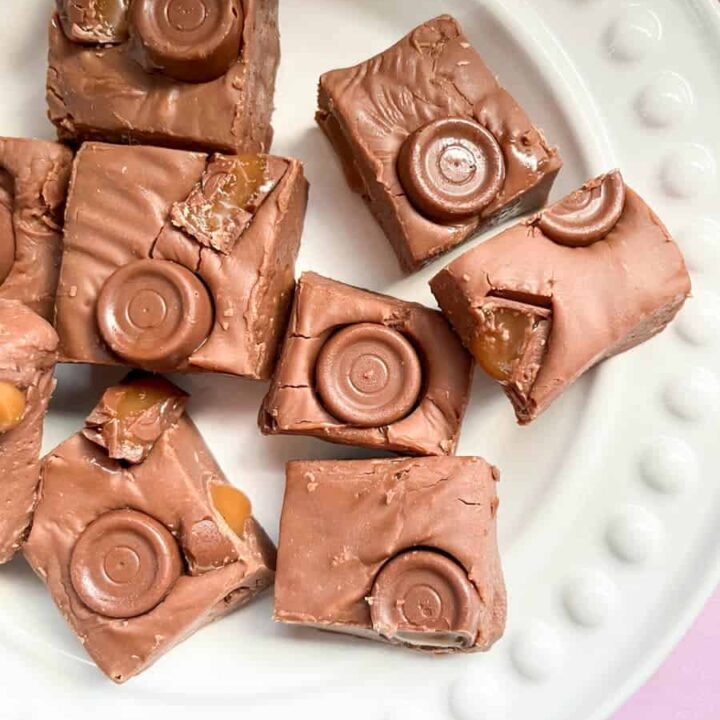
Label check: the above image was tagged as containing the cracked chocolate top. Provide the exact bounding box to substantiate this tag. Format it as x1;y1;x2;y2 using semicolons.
259;272;474;456
56;142;307;379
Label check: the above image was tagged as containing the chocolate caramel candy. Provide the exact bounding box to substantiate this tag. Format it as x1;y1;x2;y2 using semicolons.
315;323;422;427
57;0;130;45
131;0;244;83
96;259;214;370
70;509;183;619
537;170;625;247
370;550;482;649
398;118;505;223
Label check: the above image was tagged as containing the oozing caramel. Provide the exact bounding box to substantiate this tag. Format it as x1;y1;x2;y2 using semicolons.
0;381;26;433
117;376;183;419
211;484;252;537
472;307;537;382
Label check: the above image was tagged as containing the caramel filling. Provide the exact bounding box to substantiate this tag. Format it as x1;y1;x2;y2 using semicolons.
211;484;252;537
0;381;26;433
203;155;268;232
472;307;538;382
116;376;182;419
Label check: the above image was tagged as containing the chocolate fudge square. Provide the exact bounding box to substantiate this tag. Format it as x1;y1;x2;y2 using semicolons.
316;15;562;272
0;300;58;563
259;272;473;456
24;374;276;683
275;456;506;653
49;0;279;153
56;142;308;379
0;137;73;320
430;170;691;424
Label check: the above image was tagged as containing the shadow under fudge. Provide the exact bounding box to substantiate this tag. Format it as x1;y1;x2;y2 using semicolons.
259;272;474;456
55;142;308;380
430;170;692;424
316;14;563;273
23;374;275;683
49;0;280;154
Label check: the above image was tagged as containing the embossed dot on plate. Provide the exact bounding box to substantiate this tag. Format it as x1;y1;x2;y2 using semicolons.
562;570;617;627
661;144;717;198
449;672;506;720
639;436;698;494
676;218;720;275
663;366;720;420
675;290;720;346
605;5;662;62
509;621;564;682
606;506;663;564
637;72;693;127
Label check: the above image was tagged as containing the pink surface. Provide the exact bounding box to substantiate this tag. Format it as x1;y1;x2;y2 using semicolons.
613;590;720;719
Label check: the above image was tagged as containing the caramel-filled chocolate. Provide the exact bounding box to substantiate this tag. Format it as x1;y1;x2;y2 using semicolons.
56;143;308;379
0;300;58;564
316;15;562;272
56;0;130;45
24;375;276;683
430;170;691;423
259;273;474;456
48;0;279;153
274;456;506;653
0;137;73;320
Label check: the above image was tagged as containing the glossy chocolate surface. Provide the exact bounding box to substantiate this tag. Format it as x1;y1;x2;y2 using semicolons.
316;15;562;272
397;117;506;223
24;375;276;683
0;137;73;320
274;456;506;653
0;300;58;564
430;170;691;423
56;142;308;379
259;272;474;456
48;0;279;153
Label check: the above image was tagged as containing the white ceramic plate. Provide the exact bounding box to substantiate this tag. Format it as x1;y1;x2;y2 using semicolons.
1;1;719;718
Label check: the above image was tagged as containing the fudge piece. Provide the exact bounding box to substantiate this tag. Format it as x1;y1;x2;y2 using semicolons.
316;15;562;272
430;170;692;423
23;374;276;683
56;142;308;379
0;300;58;563
259;272;473;456
0;137;73;319
48;0;280;153
275;456;505;653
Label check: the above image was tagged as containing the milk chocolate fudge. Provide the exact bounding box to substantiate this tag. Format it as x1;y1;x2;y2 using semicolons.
24;375;276;683
0;137;73;320
430;170;692;423
259;273;473;456
0;300;58;564
56;142;308;379
275;456;506;652
48;0;280;154
316;15;562;272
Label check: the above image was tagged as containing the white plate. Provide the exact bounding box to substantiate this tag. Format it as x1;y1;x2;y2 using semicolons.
1;0;719;718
